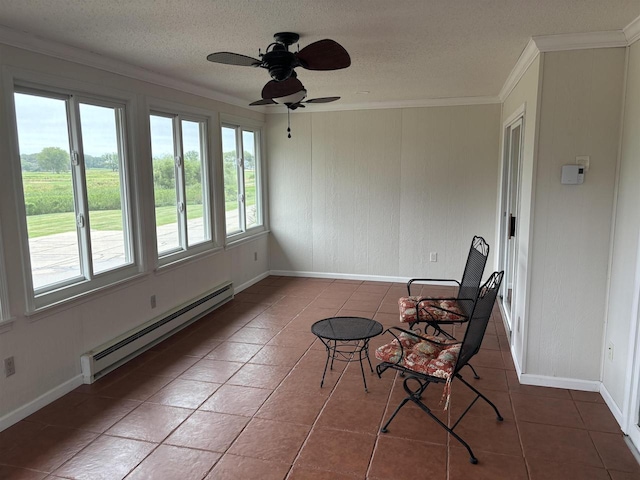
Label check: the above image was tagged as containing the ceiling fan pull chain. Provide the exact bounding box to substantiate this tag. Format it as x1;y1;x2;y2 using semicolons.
287;109;292;138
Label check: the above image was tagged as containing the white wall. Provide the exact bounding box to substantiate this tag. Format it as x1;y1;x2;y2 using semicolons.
605;41;640;410
526;48;625;382
267;104;501;280
0;45;269;426
500;55;542;369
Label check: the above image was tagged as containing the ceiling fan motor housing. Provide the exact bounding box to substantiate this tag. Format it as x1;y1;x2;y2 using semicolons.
263;47;297;81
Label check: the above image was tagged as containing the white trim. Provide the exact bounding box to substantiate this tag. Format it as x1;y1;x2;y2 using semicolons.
601;382;625;428
518;373;600;392
269;269;458;286
234;271;270;294
220;113;265;129
0;25;251;110
0;23;634;118
532;30;628;52
263;95;501;114
499;39;540;102
0;221;10;322
605;45;630;427
499;30;634;102
0;374;83;432
624;15;640;45
225;230;270;250
621;215;640;434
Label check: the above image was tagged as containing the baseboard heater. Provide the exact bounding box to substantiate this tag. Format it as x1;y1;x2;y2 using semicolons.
81;281;233;384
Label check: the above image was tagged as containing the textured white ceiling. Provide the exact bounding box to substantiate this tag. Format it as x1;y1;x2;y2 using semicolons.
0;0;638;108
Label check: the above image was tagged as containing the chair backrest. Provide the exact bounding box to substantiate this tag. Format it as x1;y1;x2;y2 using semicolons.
454;271;504;374
457;236;490;316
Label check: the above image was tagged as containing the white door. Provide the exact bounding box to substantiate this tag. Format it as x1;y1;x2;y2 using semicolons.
499;117;524;335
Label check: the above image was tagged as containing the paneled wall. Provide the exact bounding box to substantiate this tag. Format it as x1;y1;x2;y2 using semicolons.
527;48;625;381
267;104;501;280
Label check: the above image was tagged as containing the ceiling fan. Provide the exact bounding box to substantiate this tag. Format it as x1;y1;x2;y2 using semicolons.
207;32;350;99
248;86;340;138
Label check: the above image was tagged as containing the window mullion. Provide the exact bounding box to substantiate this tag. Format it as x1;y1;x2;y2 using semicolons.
199;121;211;243
236;128;246;232
114;107;133;264
174;117;188;249
68;98;93;280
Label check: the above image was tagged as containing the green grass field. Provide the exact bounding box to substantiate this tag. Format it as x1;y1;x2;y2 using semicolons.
23;170;255;237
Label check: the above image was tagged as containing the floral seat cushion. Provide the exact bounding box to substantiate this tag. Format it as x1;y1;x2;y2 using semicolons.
375;333;460;380
398;296;466;323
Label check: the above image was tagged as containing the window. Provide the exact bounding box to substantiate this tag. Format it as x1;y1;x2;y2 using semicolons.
0;227;8;323
13;88;136;307
222;124;263;238
150;111;211;260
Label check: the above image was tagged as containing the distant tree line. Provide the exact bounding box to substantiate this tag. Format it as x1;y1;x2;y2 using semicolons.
20;147;119;173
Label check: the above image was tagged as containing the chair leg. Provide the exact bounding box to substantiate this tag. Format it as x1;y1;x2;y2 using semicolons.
466;363;480;379
380;397;410;433
380;375;479;464
456;374;504;421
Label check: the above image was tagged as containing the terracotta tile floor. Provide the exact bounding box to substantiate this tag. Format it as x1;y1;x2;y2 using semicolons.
1;276;639;479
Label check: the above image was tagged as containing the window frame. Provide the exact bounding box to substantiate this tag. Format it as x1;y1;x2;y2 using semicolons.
0;222;10;328
6;74;141;313
148;100;219;267
221;115;266;243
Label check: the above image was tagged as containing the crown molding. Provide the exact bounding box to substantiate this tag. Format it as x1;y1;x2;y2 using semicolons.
0;25;253;110
499;38;540;102
499;29;633;102
263;95;501;114
624;14;640;45
532;30;628;52
0;22;636;117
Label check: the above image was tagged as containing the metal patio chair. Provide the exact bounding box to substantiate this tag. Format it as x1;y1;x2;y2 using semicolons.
376;271;504;464
398;236;489;337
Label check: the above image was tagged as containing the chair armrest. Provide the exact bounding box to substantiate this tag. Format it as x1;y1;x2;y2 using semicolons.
407;278;461;296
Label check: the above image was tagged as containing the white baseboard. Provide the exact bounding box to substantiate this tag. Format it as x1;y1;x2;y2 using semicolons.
518;372;600;392
269;270;458;286
234;271;270;294
0;374;83;432
600;382;625;428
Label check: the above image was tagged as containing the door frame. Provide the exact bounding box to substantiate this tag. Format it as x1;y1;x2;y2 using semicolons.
621;231;640;445
497;105;526;338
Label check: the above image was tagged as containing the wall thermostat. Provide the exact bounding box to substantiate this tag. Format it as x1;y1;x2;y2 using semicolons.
561;164;585;185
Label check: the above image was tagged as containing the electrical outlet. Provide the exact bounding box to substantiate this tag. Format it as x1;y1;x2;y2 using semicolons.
429;252;437;262
150;295;156;309
607;342;614;361
254;251;258;261
4;356;15;377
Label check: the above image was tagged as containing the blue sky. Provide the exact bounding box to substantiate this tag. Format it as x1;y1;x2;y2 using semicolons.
14;93;233;158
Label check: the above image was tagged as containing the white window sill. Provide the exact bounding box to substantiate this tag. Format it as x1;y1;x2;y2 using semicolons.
225;229;269;249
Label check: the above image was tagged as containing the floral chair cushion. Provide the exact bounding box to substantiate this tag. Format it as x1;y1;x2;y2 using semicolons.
375;333;461;409
375;334;460;380
398;296;465;323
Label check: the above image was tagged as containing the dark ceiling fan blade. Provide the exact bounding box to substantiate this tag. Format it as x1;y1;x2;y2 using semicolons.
303;96;341;104
261;76;304;99
296;39;351;70
206;52;261;67
249;98;278;106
